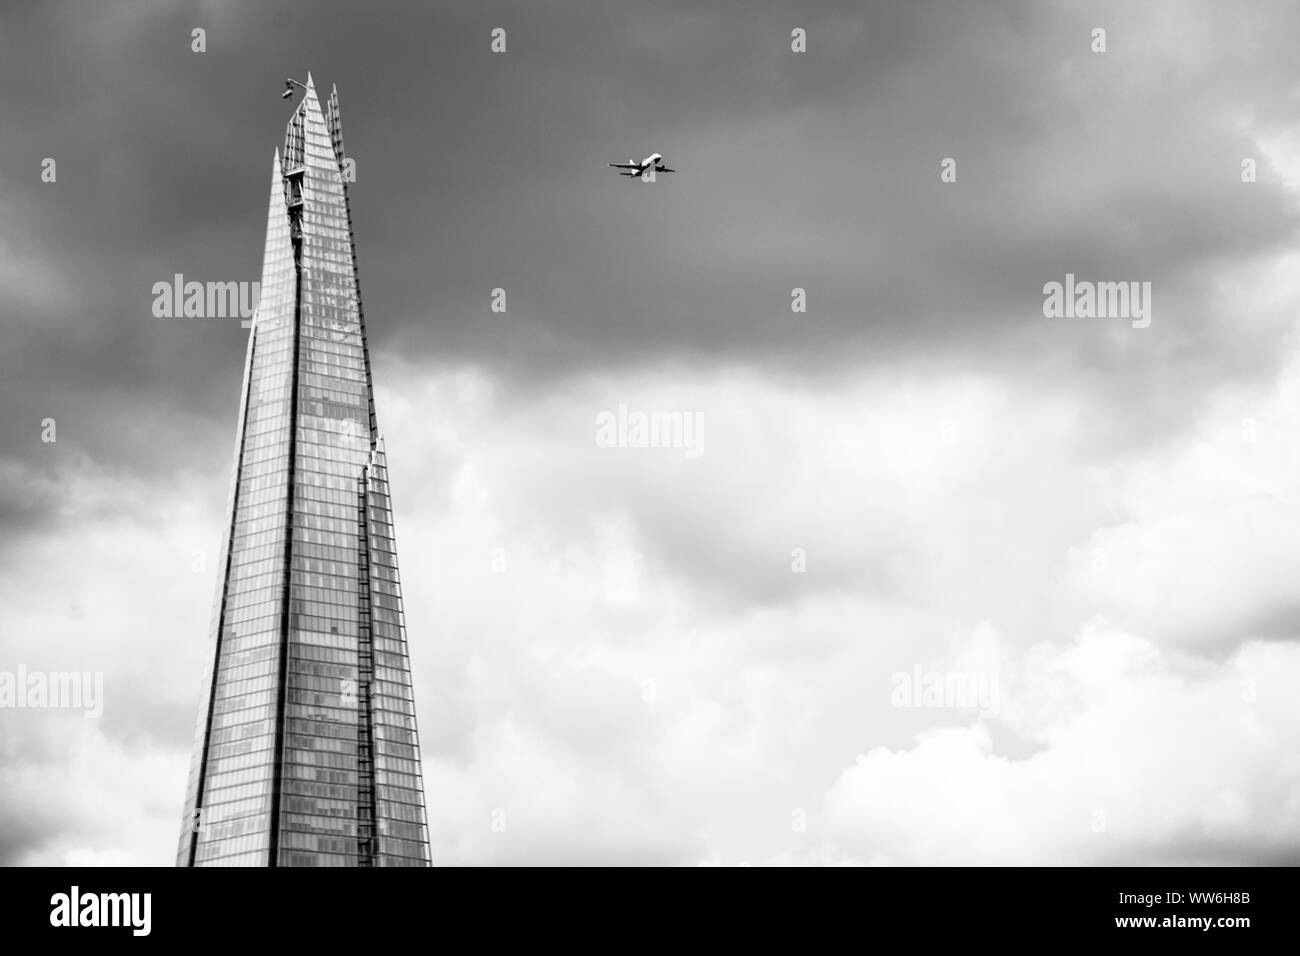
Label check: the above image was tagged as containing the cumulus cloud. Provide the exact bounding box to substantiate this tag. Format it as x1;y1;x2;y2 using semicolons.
821;627;1300;865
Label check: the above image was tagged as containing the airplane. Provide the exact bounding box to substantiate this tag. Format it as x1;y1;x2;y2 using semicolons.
608;152;676;181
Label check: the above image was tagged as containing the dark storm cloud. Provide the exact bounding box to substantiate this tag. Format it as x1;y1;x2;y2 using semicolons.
4;0;1299;493
0;814;47;867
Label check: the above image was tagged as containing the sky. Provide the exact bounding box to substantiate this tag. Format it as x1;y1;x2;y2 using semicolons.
3;0;1300;865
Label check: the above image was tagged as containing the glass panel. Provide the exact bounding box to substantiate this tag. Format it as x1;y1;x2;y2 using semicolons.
179;80;430;867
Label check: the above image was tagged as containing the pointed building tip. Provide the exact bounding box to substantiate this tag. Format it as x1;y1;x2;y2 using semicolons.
301;72;324;112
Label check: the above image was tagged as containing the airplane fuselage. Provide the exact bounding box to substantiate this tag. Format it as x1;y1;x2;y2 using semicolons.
610;151;675;181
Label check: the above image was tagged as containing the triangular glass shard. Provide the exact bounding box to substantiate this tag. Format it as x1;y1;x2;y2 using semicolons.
178;80;430;867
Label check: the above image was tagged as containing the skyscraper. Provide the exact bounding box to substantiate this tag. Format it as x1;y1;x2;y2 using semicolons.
177;75;430;866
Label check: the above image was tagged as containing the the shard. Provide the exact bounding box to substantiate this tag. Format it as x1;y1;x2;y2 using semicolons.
177;75;430;866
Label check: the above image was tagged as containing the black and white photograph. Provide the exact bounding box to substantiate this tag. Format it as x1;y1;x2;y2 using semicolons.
0;0;1296;939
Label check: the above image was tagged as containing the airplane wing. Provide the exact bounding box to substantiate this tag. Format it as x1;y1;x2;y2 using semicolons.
656;167;676;173
608;163;642;170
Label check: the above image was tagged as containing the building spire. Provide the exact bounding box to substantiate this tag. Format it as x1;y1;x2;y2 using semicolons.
178;72;430;867
326;83;345;165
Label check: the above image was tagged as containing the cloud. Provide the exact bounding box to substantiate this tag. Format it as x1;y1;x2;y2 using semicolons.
4;0;1300;867
821;626;1300;865
2;714;185;867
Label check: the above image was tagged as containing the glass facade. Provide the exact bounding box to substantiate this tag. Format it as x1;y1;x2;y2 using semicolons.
178;76;431;867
